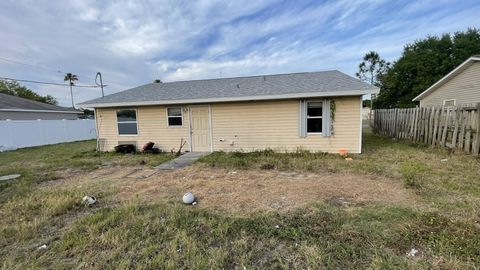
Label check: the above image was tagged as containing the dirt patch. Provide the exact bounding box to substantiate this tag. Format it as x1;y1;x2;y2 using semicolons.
42;165;413;215
113;165;412;215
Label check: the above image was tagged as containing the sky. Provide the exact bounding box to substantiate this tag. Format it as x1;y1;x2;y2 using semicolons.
0;0;479;107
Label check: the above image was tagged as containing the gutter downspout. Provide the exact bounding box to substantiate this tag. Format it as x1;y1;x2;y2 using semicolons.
94;108;100;151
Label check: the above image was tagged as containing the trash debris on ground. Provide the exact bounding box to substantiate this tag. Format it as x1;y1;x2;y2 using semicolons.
327;196;349;207
338;149;349;156
227;171;237;175
278;171;298;177
0;174;21;181
407;248;418;257
275;225;280;229
440;158;448;162
345;157;353;161
192;201;198;206
37;244;47;250
175;138;187;157
82;195;97;205
114;144;136;153
474;222;480;230
142;142;161;154
182;192;195;204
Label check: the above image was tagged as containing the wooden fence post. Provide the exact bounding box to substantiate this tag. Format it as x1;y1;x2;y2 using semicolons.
440;107;450;147
459;109;466;150
473;103;480;155
451;107;459;148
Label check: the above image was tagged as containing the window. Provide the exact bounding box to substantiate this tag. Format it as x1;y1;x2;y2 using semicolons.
299;99;331;138
443;99;456;107
167;107;183;126
307;102;322;133
116;109;138;135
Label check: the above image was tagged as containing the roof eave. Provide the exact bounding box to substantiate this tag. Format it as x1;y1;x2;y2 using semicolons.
0;109;82;114
79;89;378;108
412;56;480;101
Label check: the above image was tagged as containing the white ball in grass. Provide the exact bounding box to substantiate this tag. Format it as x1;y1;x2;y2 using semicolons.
182;192;195;204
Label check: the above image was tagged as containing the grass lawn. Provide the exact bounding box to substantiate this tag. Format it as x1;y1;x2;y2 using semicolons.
1;132;480;269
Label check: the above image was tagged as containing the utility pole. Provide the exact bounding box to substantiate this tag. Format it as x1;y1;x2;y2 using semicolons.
95;72;105;97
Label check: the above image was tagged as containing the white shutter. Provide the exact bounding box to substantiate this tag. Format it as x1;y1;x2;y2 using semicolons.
298;100;307;138
322;99;331;137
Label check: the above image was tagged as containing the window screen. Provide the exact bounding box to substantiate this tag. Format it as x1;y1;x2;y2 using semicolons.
443;99;456;107
117;109;138;135
307;102;322;133
167;107;183;126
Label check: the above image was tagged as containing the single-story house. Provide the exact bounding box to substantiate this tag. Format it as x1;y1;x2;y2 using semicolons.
413;55;480;107
79;71;379;153
0;93;82;120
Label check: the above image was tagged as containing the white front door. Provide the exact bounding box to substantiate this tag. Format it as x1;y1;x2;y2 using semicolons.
190;106;211;152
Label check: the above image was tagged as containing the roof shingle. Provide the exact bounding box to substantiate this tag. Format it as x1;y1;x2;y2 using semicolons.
0;93;80;112
80;70;378;107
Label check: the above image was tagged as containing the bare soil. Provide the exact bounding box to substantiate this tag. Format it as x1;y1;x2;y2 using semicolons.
48;165;413;216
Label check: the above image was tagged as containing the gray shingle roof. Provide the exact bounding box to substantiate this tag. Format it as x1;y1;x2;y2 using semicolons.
0;93;80;112
79;70;378;107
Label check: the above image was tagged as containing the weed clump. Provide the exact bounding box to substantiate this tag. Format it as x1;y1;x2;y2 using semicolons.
400;161;426;189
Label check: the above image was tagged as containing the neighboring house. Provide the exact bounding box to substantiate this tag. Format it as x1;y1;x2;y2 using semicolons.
413;55;480;107
0;93;82;120
79;71;378;153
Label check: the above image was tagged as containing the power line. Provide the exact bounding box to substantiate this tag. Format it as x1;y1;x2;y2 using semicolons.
0;76;102;88
0;56;63;73
0;55;129;87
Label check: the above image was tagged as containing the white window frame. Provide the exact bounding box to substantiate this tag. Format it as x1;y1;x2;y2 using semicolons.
116;108;138;136
443;99;456;107
166;107;183;127
306;101;323;135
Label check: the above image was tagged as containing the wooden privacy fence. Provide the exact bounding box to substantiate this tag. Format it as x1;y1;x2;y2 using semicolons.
373;104;480;156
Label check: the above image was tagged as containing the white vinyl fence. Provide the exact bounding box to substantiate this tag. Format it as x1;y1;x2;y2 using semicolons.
0;119;96;151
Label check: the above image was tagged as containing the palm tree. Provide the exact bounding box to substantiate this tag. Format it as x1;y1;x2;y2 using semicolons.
64;73;78;108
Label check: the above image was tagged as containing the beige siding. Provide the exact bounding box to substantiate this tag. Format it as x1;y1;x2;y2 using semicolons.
95;96;362;153
420;62;480;107
96;106;190;152
211;96;361;153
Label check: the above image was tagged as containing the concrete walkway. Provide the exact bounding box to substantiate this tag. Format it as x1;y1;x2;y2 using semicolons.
155;152;209;170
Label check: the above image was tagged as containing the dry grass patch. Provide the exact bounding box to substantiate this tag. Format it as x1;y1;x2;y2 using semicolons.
2;134;480;268
86;166;414;215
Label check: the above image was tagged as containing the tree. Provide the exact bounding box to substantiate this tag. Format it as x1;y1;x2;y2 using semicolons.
79;109;94;119
153;79;162;83
356;51;390;87
373;28;480;108
362;99;372;108
0;79;57;105
64;73;78;108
